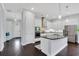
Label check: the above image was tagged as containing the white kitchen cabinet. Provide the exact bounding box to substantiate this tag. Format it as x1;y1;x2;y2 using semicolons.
41;37;68;56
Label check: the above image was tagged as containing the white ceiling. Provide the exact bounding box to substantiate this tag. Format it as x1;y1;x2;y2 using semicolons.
3;3;79;20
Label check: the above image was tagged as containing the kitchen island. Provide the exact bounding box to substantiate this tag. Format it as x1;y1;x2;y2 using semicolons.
40;34;68;56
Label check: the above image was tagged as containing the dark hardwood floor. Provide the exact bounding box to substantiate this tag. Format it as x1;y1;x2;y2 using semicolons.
1;38;79;56
0;38;46;56
56;43;79;56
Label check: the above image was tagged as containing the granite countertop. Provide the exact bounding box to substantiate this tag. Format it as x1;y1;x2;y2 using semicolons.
41;34;66;40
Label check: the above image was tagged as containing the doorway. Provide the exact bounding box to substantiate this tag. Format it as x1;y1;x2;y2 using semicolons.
5;18;21;41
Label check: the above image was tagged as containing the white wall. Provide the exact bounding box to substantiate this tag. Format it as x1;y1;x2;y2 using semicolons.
6;12;21;20
21;10;35;46
0;4;5;51
35;17;41;27
5;19;21;41
13;20;21;38
6;20;14;40
47;21;53;30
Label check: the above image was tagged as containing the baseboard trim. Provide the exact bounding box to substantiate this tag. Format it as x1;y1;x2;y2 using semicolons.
21;41;34;46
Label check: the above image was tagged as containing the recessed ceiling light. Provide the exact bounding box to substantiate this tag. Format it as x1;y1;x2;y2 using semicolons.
58;15;62;19
31;8;34;10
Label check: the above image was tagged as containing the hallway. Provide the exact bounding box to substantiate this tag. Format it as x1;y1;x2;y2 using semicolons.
0;38;46;56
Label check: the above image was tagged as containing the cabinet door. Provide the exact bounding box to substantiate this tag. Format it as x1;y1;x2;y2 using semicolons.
41;38;51;55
